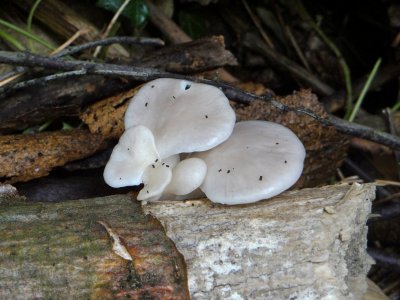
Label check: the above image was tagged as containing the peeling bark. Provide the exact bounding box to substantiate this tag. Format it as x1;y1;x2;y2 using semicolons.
0;194;189;299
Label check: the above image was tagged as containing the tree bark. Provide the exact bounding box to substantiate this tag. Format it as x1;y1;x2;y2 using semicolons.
144;183;375;300
0;194;189;299
0;184;374;299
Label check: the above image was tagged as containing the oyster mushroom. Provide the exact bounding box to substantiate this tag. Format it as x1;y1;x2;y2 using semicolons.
195;121;306;205
164;157;208;196
137;155;180;201
103;125;159;188
124;78;236;158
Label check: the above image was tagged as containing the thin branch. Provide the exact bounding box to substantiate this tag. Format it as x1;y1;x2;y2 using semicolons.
54;36;164;58
243;33;335;96
0;36;164;87
1;50;400;150
50;29;88;56
242;0;275;49
295;0;353;117
93;0;132;57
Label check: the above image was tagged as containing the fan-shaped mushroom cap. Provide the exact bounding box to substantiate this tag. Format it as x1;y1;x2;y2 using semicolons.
164;157;207;196
195;121;306;205
103;125;159;188
137;155;180;201
124;78;236;159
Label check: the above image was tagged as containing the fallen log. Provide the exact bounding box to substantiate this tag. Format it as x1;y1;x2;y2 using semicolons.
0;194;189;299
0;183;374;299
144;183;375;299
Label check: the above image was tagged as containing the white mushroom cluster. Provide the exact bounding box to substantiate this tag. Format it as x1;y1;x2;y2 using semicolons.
104;78;306;205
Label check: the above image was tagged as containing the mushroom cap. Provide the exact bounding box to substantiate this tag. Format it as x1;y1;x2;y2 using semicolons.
137;155;180;201
103;125;159;188
195;121;306;205
165;157;207;196
124;78;236;159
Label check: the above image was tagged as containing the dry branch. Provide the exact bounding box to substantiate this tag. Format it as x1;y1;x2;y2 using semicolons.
0;36;236;132
0;50;400;150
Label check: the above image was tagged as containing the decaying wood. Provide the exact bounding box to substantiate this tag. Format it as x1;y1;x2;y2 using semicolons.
0;194;189;299
4;51;399;149
143;183;375;300
147;1;238;83
0;76;137;133
0;129;105;182
81;87;138;140
137;36;238;73
0;36;236;133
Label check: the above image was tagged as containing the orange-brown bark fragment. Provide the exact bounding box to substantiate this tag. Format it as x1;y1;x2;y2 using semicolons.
80;88;138;139
0;129;104;183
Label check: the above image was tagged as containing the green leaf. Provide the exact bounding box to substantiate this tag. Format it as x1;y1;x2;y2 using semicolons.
97;0;148;28
178;11;207;40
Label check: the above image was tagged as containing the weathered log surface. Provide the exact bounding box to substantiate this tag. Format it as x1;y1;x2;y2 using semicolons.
0;129;106;183
144;183;375;300
0;184;374;299
0;194;189;299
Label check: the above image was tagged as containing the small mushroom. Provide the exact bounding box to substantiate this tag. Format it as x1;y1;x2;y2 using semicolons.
195;121;306;205
137;155;180;201
164;157;207;196
103;125;159;188
124;78;236;159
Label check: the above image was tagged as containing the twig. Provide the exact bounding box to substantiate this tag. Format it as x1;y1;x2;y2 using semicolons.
3;70;88;91
242;0;275;49
54;36;164;58
93;0;131;57
243;33;335;96
329;116;400;150
146;0;191;44
146;0;238;83
50;29;88;56
1;50;400;150
284;25;311;71
0;29;86;88
295;0;353;117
